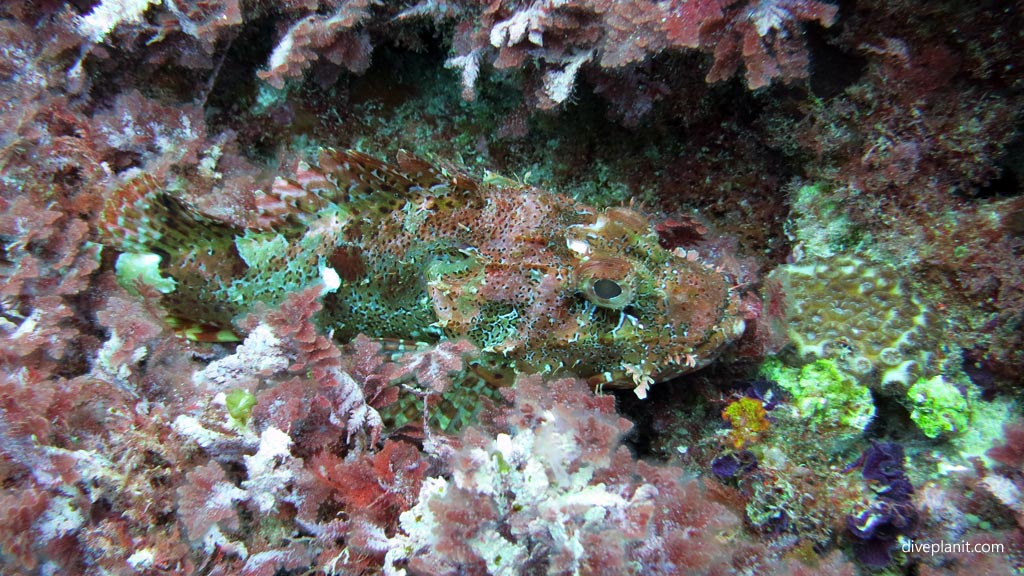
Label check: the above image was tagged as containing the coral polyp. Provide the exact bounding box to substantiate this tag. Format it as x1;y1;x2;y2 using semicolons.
769;255;940;391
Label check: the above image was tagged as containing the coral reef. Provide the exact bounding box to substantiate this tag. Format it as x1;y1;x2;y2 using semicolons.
0;0;1021;574
787;0;1024;385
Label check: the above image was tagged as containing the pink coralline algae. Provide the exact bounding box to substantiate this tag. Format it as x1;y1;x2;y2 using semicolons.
257;0;376;89
384;376;748;575
91;0;840;110
434;0;838;106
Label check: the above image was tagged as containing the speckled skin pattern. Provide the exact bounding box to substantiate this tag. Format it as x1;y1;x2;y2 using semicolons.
103;150;745;388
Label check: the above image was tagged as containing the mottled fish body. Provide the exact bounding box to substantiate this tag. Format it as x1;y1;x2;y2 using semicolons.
102;149;744;392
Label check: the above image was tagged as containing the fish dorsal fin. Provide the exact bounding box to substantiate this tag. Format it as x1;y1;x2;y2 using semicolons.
322;148;481;199
255;161;333;229
101;175;162;252
394;150;480;196
319;149;419;215
254;149;484;227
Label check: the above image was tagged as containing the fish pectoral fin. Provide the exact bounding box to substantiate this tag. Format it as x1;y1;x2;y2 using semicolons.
101;175;238;255
165;316;240;343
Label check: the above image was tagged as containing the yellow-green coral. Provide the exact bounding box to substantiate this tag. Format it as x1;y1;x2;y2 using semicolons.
225;388;257;425
769;255;940;391
762;357;874;436
906;375;969;438
722;397;771;449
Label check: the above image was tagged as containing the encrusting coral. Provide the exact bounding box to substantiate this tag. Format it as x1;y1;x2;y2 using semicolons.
763;253;988;439
769;255;940;392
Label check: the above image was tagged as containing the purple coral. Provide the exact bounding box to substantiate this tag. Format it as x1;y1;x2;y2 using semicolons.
855;441;908;483
846;442;919;567
712;450;758;479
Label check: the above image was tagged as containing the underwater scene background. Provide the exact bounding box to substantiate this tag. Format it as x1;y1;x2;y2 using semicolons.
1;0;1023;574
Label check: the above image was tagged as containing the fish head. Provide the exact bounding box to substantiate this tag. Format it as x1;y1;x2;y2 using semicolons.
558;206;745;388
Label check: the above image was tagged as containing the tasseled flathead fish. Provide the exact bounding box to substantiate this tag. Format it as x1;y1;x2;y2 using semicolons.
101;149;745;402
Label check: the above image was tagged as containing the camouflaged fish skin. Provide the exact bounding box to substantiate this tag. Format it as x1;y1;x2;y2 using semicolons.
102;149;745;390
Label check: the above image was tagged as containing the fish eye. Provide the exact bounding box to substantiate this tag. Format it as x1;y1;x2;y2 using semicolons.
593;278;622;300
584;276;632;309
575;257;634;309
